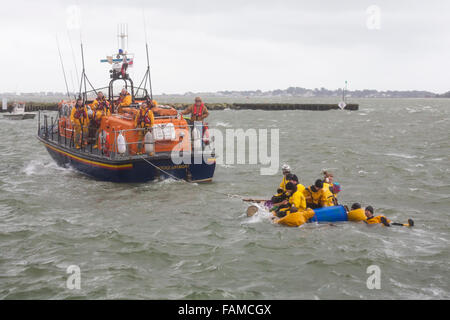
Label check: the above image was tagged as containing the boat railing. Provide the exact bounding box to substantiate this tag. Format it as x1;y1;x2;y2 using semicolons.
109;124;213;159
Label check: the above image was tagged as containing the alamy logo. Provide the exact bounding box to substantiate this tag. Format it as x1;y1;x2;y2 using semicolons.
171;128;280;175
66;265;81;290
366;265;381;289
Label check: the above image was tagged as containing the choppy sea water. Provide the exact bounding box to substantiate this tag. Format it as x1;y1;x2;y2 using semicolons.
0;98;449;299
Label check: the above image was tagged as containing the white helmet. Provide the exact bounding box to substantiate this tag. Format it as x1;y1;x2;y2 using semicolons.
281;164;291;172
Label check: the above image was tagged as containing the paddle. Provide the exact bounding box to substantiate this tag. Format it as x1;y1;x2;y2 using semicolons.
391;219;414;227
242;198;269;203
382;217;414;227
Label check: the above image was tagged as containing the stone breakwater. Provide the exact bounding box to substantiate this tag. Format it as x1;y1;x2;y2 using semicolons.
166;102;359;111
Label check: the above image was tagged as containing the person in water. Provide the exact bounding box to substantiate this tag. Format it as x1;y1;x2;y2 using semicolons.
270;173;293;211
272;182;313;227
322;171;341;206
345;203;414;227
346;203;367;221
272;182;307;219
303;179;327;209
181;97;209;124
70;98;90;149
323;182;340;206
323;170;334;186
271;173;303;209
272;182;314;227
278;164;291;192
364;205;392;226
288;174;306;194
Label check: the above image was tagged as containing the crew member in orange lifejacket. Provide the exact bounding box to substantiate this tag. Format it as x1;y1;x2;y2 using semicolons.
135;99;155;154
91;91;111;114
181;97;209;123
90;92;111;148
70;98;89;149
181;97;210;146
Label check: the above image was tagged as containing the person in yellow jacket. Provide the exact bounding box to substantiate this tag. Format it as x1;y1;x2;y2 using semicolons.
288;174;305;194
303;180;327;209
90;93;111;149
346;203;367;221
115;88;132;113
364;206;392;226
70;99;90;149
345;203;414;227
322;171;341;206
286;182;306;211
272;182;306;217
277;164;291;192
322;182;340;207
322;170;334;187
135;100;155;154
91;91;111;113
273;207;316;227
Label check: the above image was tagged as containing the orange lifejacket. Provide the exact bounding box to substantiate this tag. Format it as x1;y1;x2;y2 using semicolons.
193;103;204;117
203;124;210;144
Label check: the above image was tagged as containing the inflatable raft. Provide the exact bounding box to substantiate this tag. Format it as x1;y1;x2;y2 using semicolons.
309;205;348;223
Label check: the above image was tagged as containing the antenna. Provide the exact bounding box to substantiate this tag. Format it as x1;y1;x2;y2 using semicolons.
56;34;71;99
118;23;128;52
67;30;80;89
142;9;153;100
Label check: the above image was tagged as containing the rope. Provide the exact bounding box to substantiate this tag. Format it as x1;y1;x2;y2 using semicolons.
138;155;243;200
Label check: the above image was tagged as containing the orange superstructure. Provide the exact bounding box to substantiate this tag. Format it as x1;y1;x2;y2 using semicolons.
57;100;191;156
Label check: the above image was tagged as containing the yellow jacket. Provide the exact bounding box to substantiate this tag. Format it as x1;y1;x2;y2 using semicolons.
118;94;132;107
347;208;366;221
366;215;391;225
91;98;110;111
92;108;110;125
70;106;89;126
322;186;337;207
276;208;315;227
288;188;306;211
135;107;155;128
279;176;288;191
303;186;326;208
323;182;337;207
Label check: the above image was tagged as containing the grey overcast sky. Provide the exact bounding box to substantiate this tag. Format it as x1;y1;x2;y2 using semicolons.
1;0;449;94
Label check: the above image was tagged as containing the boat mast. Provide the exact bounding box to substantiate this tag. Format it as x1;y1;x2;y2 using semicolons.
77;40;97;102
79;42;87;101
143;10;153;100
55;34;71;99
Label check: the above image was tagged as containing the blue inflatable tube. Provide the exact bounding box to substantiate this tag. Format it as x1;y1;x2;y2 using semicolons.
309;205;348;223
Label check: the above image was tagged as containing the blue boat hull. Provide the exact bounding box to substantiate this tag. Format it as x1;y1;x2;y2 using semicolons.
41;139;216;183
309;205;348;223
